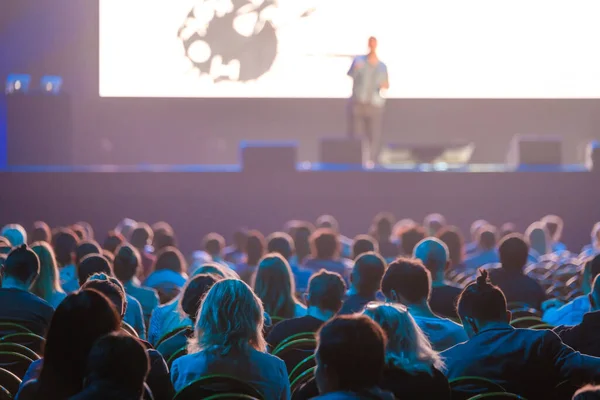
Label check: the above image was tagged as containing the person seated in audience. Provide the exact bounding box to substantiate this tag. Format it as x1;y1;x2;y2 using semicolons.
75;221;94;241
424;213;447;236
316;214;352;259
414;238;462;319
129;222;156;281
156;273;218;361
71;224;88;241
488;234;546;310
442;269;600;400
463;226;499;271
224;228;248;264
542;214;568;253
312;315;394;400
381;258;467;351
234;229;265;284
16;289;121;400
267;231;312;293
1;223;27;246
500;222;517;240
574;385;600;400
171;279;291;399
303;228;351;283
544;254;600;326
525;221;551;259
339;252;386;315
30;221;52;244
103;230;126;255
75;240;102;267
152;222;178;252
287;220;315;265
254;253;306;319
398;224;426;256
202;232;234;269
370;212;398;261
581;223;600;258
436;226;466;272
465;219;489;256
69;332;150;400
144;246;188;303
30;242;67;308
363;303;451;399
52;227;80;293
114;243;159;325
0;245;54;336
351;234;378;260
267;269;346;349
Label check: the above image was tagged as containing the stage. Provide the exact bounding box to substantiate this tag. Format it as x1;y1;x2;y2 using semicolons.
1;164;598;256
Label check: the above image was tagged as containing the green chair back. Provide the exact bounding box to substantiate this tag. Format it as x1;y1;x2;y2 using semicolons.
467;393;526;399
203;394;259;400
290;366;315;397
288;354;316;383
0;333;45;355
0;367;21;398
174;374;264;400
510;317;543;329
167;347;187;369
272;332;315;354
272;339;316;358
0;343;40;361
0;352;33;379
0;323;32;337
155;326;191;348
449;376;506;400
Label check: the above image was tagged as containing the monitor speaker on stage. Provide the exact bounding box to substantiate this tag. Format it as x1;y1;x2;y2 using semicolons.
319;138;362;165
506;135;562;167
240;141;297;172
586;141;600;172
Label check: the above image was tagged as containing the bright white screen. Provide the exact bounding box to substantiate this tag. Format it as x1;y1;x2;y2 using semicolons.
99;0;600;98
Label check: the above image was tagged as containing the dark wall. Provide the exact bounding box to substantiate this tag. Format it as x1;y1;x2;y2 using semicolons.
2;1;600;166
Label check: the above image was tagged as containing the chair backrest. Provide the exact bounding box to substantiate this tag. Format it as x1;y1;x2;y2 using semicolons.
0;323;32;338
155;326;191;349
467;393;525;399
0;343;40;361
0;352;33;379
529;323;553;330
273;332;316;354
121;321;140;338
167;347;187;369
449;376;506;400
0;333;45;355
506;302;532;311
272;339;316;376
288;354;316;383
0;385;11;400
204;395;260;400
290;366;316;398
509;308;541;319
0;367;22;398
509;317;543;329
174;375;264;400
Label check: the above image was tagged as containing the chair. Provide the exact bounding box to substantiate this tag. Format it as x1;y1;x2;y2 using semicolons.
121;321;140;338
449;376;506;400
272;332;316;354
506;302;532;311
509;308;541;319
288;354;315;384
167;347;187;369
0;343;40;361
529;323;553;330
0;386;11;400
510;317;543;329
467;393;526;399
155;326;190;349
0;352;33;378
0;323;32;337
272;339;316;376
204;395;260;400
173;375;264;400
0;333;45;355
290;367;315;397
0;367;22;397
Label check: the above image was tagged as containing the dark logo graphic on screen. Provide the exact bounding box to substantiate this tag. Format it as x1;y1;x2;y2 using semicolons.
178;0;278;83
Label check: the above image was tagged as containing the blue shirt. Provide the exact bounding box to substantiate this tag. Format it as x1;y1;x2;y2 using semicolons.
348;55;388;107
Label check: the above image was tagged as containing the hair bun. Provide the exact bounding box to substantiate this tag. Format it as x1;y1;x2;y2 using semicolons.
476;269;490;287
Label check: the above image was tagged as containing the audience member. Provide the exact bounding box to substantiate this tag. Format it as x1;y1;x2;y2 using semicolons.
381;258;467;351
30;242;67;308
463;226;500;271
30;221;51;244
316;214;352;259
525;222;551;258
75;221;95;241
152;222;178;252
115;218;137;240
1;224;27;246
364;303;450;399
542;214;568;253
202;232;233;268
0;245;53;336
77;254;113;285
581;223;600;257
436;226;465;271
224;228;248;264
75;240;102;266
574;385;600;400
465;219;489;255
399;225;426;256
313;315;394;400
71;224;87;241
171;279;291;399
289;221;315;265
267;231;312;293
488;234;546;310
52;227;80;293
103;231;126;255
69;332;150;400
352;234;378;260
423;213;447;236
129;222;156;281
370;212;398;261
234;229;266;284
339;252;386;315
414;238;462;319
500;222;517;240
267;269;346;349
144;246;188;303
303;228;351;283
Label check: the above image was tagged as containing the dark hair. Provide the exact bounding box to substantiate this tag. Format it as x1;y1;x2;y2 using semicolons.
399;226;426;255
478;227;498;250
308;269;346;312
372;212;395;240
70;224;86;241
317;315;387;391
4;244;40;283
246;230;266;267
310;228;340;260
155;246;185;274
81;274;127;318
130;223;153;250
352;252;386;297
77;254;113;286
381;258;430;304
203;233;225;257
113;243;141;282
52;228;79;267
266;232;295;260
152;223;177;251
498;234;529;272
437;226;464;267
85;332;149;394
254;254;298;319
232;229;249;250
181;274;218;321
457;269;507;322
75;240;102;266
30;221;52;244
102;231;125;254
586;254;600;282
291;223;314;263
352;235;378;260
0;245;11;255
37;290;120;399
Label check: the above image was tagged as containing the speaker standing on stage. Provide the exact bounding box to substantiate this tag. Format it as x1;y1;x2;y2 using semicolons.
348;36;389;166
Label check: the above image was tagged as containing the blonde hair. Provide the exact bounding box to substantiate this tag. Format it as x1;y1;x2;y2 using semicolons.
363;303;444;375
31;242;64;302
188;279;266;355
253;253;297;319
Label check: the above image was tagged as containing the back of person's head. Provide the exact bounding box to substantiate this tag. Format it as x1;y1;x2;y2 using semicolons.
399;225;426;255
423;213;447;236
352;234;379;260
52;228;79;267
525;222;551;255
78;254;113;286
81;273;127;318
573;385;600;400
192;279;266;354
363;303;443;374
316;214;340;233
316;315;387;393
102;231;125;255
191;262;236;280
70;224;87;241
372;212;395;240
381;258;431;305
478;226;498;251
245;230;266;266
30;242;63;301
115;218;137;239
129;222;153;250
498;234;529;272
266;232;295;260
75;221;94;241
39;289;120;398
310;228;340;260
113;243;141;282
436;226;464;267
1;224;27;247
231;228;248;251
413;237;449;276
181;273;219;321
203;233;225;257
253;253;297;319
470;219;489;241
307;269;347;313
4;244;40;285
541;214;564;242
292;222;314;262
457;269;508;328
75;240;102;266
30;221;52;244
84;332;149;395
500;222;517;239
352;252;386;297
155;246;186;274
152;222;177;251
